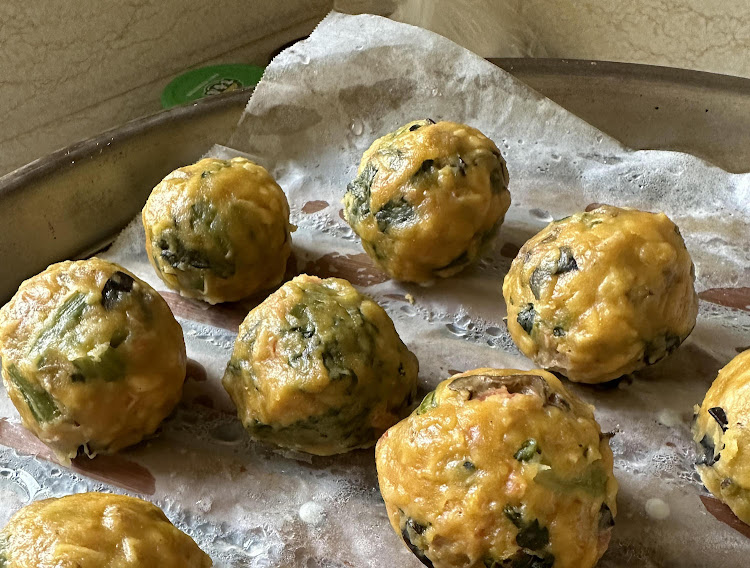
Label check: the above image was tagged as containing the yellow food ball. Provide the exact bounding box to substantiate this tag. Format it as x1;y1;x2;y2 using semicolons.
376;368;617;568
143;157;293;304
344;120;510;282
222;274;418;455
0;258;186;462
503;205;697;383
0;492;211;567
693;349;750;524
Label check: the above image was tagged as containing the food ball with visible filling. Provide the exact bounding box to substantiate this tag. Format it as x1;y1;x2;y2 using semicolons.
222;274;418;455
143;157;293;304
343;119;510;283
0;492;212;567
376;368;618;568
0;258;186;462
693;349;750;523
503;205;697;383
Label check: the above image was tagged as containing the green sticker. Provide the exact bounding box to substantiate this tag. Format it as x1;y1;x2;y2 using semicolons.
161;64;264;108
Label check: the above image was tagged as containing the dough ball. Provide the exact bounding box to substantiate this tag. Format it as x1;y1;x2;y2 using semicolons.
0;492;211;567
143;157;293;304
503;205;697;383
0;258;186;461
343;120;510;283
376;368;617;568
693;349;750;523
222;274;418;455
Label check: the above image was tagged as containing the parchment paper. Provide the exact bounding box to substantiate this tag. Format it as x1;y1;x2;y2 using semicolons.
1;11;749;568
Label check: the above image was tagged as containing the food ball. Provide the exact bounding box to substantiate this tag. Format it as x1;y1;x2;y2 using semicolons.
693;349;750;523
503;205;697;383
142;157;293;304
376;368;617;568
222;274;418;455
0;258;186;462
0;492;211;567
343;119;510;283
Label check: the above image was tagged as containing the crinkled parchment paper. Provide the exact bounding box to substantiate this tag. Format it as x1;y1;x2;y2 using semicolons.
1;11;750;568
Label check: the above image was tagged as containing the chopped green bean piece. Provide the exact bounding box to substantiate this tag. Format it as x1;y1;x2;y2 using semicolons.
29;292;87;356
535;461;608;496
70;346;125;383
6;365;60;423
416;390;438;415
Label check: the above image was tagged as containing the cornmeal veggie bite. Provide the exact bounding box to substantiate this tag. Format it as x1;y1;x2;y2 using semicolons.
143;156;293;304
222;274;418;455
0;258;186;462
693;349;750;524
376;368;617;568
343;119;510;283
503;205;697;383
0;492;212;567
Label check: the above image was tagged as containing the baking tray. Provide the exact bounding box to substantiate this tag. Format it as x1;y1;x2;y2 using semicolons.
1;57;749;561
3;58;750;306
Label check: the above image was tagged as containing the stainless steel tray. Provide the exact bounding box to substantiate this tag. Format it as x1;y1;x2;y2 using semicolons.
3;58;750;305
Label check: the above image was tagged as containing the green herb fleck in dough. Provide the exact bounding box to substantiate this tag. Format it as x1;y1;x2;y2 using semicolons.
514;439;540;461
503;505;550;550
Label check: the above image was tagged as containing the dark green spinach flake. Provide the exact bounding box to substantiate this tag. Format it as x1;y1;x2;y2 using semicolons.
696;434;720;466
345;163;378;221
529;247;577;300
157;200;235;282
101;271;134;310
484;550;555;568
643;333;682;365
503;505;551;554
517;304;537;335
708;407;728;432
401;517;433;568
375;197;415;232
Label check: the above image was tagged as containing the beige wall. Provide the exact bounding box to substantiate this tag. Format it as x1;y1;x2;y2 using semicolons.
4;0;750;176
0;1;332;175
393;1;750;74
